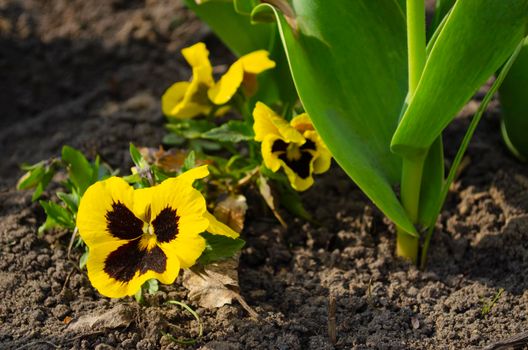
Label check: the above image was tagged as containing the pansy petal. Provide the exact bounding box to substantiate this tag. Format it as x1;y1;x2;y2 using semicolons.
204;211;239;238
239;50;276;74
162;81;190;117
305;131;332;174
133;187;154;222
253;102;304;143
290;113;314;133
87;240;180;298
253;102;280;141
282;164;315;192
159;229;206;269
77;177;141;247
261;134;284;172
208;61;244;105
176;165;209;185
162;82;211;119
182;42;213;76
147;172;209;248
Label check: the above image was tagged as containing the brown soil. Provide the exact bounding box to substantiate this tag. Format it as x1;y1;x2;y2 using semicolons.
1;1;528;349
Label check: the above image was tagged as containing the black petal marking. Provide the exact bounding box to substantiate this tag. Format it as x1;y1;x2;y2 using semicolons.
300;139;316;151
106;201;144;240
152;207;180;243
271;139;288;153
279;151;314;179
104;240;167;282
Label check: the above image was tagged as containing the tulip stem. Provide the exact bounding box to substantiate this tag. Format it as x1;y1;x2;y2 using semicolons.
396;0;427;264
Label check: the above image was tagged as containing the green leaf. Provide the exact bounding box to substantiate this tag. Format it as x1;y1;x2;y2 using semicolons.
417;137;444;226
39;200;75;231
57;192;79;214
17;163;45;190
201;120;254;143
499;37;528;161
253;1;417;235
162;133;185;146
129;143;145;169
234;0;259;16
278;184;313;222
429;0;455;36
38;216;59;237
198;232;245;265
182;151;196;173
183;0;270;57
391;0;528;157
79;249;89;269
61;146;94;195
166;119;216;139
146;279;159;294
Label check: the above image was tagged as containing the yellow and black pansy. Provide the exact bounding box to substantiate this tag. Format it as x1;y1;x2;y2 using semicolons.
162;42;275;119
76;165;238;298
253;102;332;191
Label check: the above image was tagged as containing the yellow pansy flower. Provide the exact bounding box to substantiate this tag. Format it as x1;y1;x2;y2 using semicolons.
253;102;332;191
162;42;275;119
162;43;215;119
76;165;238;298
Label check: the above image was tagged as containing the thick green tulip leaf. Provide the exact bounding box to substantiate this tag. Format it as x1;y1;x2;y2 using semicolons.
499;38;528;161
429;0;455;36
418;136;444;226
183;0;270;56
392;0;528;157
253;1;417;235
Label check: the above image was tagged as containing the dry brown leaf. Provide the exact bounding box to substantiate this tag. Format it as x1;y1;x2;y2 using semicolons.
183;257;239;309
66;304;136;333
139;146;187;173
258;174;287;227
182;257;258;319
214;195;248;234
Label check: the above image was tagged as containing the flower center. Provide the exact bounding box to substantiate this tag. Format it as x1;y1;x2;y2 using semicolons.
286;143;302;161
142;221;155;236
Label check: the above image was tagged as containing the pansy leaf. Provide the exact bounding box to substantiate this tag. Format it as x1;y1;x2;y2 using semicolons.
162;133;186;146
57;191;79;214
129;143;147;169
166;120;216;140
201;120;254;143
39;200;75;231
61;146;94;195
252;1;417;234
79;249;89;270
17;163;45;190
146;279;159;294
391;0;528;157
198;232;245;265
182;151;196;173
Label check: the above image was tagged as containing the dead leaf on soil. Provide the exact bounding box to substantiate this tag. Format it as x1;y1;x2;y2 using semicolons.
182;257;258;319
138;146;211;173
66;304;137;333
214;194;248;234
257;174;287;228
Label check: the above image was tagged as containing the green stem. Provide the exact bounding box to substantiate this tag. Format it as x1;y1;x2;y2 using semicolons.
406;0;426;95
397;154;425;263
396;0;427;264
400;155;425;223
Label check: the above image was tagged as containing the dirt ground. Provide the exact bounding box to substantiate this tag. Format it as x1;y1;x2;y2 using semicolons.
1;1;528;349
